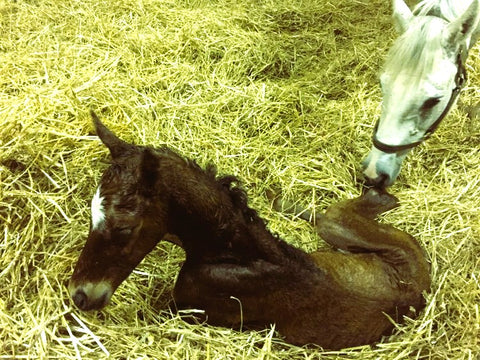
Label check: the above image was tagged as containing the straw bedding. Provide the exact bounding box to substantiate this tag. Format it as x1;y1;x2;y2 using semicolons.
1;0;479;358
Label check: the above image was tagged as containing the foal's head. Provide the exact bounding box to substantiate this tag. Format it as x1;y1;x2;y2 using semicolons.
362;0;479;188
69;112;260;311
68;112;172;310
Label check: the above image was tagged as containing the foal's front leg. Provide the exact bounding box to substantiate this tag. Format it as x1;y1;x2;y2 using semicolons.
173;257;300;331
271;189;400;250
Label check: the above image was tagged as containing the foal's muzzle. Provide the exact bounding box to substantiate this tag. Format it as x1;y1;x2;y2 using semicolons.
72;289;91;310
68;280;113;311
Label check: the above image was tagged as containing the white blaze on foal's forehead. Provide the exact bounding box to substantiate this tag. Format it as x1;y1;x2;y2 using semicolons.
91;187;106;229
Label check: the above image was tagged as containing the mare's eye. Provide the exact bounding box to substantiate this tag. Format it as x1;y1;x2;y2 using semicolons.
421;97;441;112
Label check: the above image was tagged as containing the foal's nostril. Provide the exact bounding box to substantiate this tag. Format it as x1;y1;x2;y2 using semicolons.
72;289;88;310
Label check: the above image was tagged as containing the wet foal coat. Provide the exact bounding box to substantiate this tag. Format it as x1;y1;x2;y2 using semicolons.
69;112;430;350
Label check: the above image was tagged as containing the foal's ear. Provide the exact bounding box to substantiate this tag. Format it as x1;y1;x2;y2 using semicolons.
443;0;480;52
91;110;135;159
140;148;159;194
392;0;413;34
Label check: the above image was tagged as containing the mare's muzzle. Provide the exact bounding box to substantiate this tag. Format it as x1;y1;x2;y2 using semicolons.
361;148;407;189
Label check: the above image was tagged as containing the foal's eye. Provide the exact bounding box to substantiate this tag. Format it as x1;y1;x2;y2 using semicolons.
115;227;134;236
420;97;441;112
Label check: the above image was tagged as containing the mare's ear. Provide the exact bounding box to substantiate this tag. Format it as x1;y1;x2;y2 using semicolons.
91;110;135;159
140;148;159;194
443;0;480;53
392;0;413;34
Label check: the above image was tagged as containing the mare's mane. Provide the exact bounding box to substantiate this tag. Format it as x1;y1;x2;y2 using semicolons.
413;0;469;21
383;18;443;86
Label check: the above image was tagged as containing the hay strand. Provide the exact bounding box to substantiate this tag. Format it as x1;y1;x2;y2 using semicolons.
1;0;479;358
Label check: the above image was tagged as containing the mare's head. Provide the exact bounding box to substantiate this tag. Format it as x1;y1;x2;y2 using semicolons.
362;0;479;188
68;112;173;310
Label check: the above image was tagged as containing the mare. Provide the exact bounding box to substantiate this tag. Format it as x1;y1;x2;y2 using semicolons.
362;0;480;188
68;111;430;349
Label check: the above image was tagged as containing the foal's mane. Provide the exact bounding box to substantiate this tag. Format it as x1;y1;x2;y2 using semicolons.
209;164;318;268
204;163;261;225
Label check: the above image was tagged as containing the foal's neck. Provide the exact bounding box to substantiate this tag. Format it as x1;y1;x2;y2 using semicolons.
156;152;300;264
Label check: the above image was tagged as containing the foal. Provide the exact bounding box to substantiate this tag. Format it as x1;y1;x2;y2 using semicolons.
69;112;430;349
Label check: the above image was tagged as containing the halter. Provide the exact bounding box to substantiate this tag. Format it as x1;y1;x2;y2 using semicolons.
372;52;467;154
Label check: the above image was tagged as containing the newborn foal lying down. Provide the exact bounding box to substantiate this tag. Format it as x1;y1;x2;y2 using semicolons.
68;112;430;350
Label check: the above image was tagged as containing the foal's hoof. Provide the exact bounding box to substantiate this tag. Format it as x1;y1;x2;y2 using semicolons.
360;188;399;217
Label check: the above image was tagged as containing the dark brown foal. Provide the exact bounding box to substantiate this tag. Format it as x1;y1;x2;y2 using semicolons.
69;112;430;350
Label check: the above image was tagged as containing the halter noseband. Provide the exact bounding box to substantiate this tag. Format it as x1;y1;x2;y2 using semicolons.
372;52;467;154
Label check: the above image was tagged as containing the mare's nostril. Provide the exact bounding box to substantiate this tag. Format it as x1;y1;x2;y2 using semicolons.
363;173;389;190
72;289;88;310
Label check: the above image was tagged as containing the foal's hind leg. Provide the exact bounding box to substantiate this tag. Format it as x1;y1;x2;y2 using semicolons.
316;190;429;288
316;189;413;254
270;188;396;224
342;188;399;219
313;189;431;301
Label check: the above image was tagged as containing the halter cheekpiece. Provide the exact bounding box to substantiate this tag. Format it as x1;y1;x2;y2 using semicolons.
372;52;467;154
